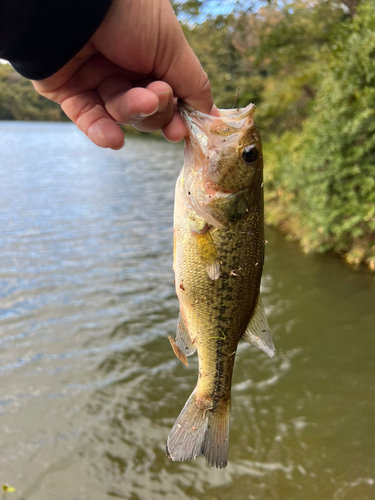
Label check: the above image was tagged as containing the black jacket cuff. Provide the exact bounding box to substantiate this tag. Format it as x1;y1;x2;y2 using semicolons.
0;0;113;80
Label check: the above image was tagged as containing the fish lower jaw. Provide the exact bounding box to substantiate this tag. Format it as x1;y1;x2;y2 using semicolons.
204;182;235;198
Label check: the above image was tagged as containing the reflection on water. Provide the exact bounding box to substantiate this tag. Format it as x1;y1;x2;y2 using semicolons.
0;122;374;500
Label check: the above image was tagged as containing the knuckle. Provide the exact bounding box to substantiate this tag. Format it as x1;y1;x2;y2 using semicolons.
77;101;103;120
61;93;106;130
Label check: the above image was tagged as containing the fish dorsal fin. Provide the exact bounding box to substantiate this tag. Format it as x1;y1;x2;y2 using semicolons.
169;312;197;366
194;231;220;280
241;296;275;358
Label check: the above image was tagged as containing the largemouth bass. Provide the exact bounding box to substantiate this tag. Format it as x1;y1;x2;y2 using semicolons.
167;101;275;468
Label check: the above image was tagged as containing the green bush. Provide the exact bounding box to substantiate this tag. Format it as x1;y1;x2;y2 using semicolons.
265;0;375;269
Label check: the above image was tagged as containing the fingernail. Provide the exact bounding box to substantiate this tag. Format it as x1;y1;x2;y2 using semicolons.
156;91;172;113
129;110;158;122
129;91;171;122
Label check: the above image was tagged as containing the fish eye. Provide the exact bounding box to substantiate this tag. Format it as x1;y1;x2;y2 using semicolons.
241;145;259;164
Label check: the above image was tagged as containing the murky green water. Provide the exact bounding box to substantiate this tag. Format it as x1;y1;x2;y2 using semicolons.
0;122;374;500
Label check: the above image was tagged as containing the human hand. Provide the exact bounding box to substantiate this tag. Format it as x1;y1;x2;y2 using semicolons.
32;0;218;149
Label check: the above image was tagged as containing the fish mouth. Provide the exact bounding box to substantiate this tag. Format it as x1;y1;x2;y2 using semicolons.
204;181;235;197
178;99;255;162
205;186;249;202
178;100;255;133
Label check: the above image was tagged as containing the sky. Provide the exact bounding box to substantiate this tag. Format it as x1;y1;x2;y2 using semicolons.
200;0;244;15
176;0;265;23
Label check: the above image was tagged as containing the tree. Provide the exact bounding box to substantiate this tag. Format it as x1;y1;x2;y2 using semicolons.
0;63;65;121
265;0;375;269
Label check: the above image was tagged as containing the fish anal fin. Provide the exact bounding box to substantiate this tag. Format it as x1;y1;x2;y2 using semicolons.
241;295;275;358
194;231;220;280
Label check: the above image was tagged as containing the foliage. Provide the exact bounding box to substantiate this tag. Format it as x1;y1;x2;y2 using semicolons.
0;63;65;121
265;0;375;269
171;0;203;17
184;1;345;136
182;13;257;109
250;0;346;134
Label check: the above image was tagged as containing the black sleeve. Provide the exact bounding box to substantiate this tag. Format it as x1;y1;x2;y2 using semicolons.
0;0;113;80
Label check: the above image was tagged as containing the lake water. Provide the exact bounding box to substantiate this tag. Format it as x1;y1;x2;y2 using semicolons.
0;122;374;500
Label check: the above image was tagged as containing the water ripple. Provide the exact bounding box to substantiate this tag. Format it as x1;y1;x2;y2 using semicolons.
1;123;375;500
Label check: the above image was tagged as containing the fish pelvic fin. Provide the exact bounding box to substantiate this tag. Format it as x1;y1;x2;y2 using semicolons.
169;312;197;366
169;337;189;366
166;390;230;468
241;295;275;358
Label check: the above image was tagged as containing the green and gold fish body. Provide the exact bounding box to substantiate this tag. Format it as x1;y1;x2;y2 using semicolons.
167;102;275;468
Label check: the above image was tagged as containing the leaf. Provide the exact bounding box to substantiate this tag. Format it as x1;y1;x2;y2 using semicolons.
2;485;16;493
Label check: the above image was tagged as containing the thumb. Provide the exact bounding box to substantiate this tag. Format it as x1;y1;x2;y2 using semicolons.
156;17;215;114
167;44;214;114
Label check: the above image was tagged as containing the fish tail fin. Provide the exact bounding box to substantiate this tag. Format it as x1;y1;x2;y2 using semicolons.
166;389;230;468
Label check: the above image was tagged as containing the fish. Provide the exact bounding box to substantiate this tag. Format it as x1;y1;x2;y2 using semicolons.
166;101;275;469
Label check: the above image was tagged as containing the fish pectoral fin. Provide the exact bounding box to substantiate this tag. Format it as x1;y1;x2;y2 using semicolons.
169;312;197;366
241;295;275;358
188;213;220;280
194;231;220;280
